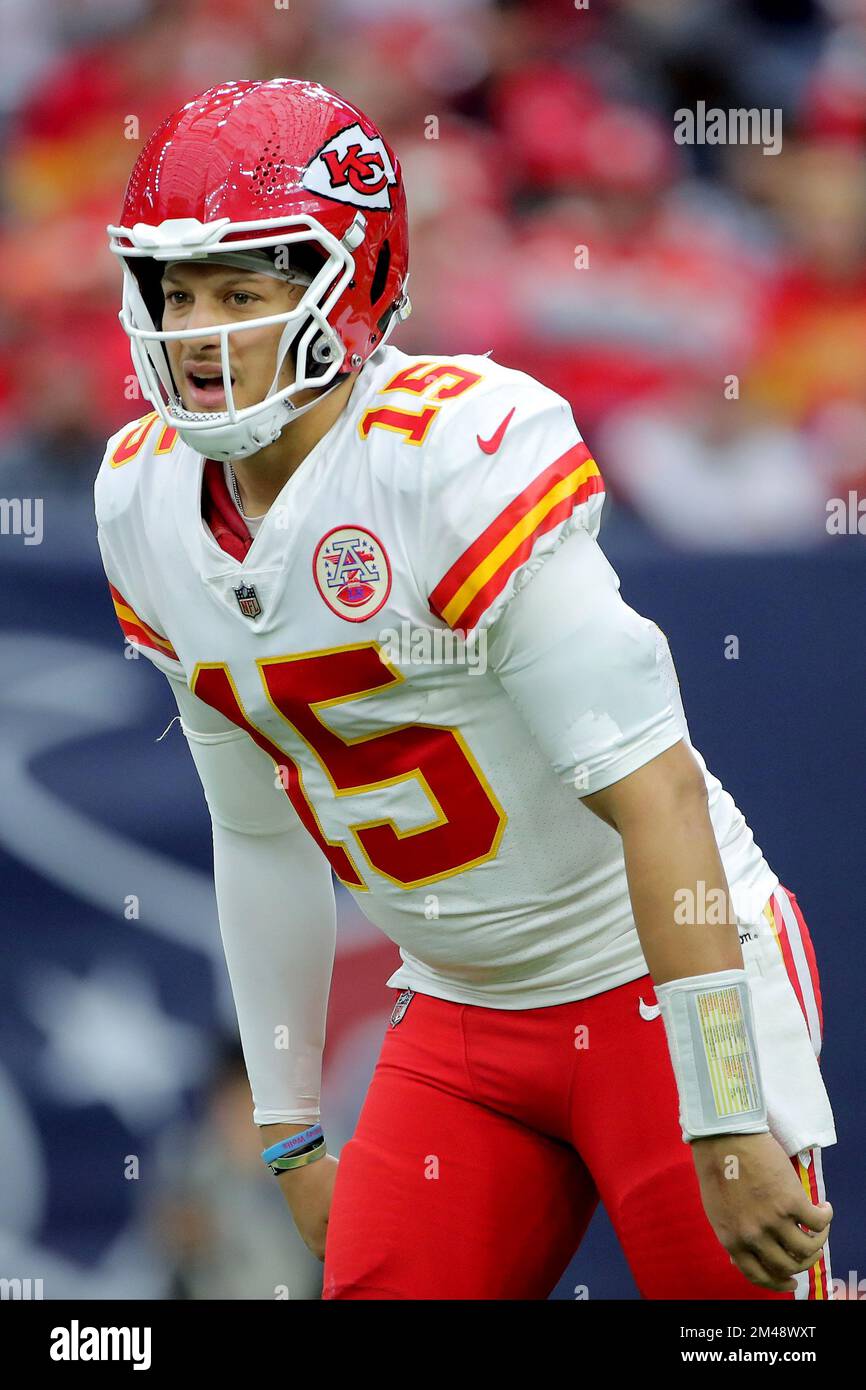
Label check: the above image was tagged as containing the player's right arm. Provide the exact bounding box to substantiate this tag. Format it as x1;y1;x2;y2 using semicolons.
165;674;339;1259
94;431;338;1258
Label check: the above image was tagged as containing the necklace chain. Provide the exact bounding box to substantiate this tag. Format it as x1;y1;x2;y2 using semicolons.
227;461;244;514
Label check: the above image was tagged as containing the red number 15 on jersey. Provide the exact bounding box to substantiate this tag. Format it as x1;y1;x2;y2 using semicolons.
192;643;506;891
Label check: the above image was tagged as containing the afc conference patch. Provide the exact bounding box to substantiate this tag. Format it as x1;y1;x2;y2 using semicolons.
313;524;392;622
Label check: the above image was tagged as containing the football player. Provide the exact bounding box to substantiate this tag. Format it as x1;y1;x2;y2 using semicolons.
95;79;836;1300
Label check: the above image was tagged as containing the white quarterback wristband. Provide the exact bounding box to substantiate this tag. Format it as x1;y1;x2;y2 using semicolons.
654;969;770;1142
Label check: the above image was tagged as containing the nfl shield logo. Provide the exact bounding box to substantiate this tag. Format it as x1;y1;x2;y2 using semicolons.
234;582;262;619
389;988;415;1028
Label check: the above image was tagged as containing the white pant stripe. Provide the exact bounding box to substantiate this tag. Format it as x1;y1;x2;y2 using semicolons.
770;890;832;1299
790;1149;833;1299
773;886;822;1054
811;1147;833;1298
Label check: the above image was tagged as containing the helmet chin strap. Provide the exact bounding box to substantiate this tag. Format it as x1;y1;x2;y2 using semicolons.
167;288;351;461
169;368;350;462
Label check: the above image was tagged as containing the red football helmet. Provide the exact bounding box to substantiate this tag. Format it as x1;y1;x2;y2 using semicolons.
108;78;411;460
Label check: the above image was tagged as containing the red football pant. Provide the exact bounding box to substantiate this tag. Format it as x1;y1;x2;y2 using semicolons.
322;886;832;1299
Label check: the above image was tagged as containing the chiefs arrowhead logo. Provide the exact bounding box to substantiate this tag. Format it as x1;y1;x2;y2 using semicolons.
302;123;397;210
322;146;389;196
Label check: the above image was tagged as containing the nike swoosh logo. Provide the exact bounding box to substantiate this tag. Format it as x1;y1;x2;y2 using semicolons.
477;406;516;454
638;997;661;1021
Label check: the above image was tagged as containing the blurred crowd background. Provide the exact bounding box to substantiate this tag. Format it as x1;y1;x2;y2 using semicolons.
1;0;865;545
1;0;864;1303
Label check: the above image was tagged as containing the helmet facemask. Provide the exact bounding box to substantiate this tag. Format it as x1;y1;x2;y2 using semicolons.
109;215;367;462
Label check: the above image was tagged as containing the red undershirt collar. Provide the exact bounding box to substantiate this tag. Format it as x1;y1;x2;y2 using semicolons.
201;457;253;562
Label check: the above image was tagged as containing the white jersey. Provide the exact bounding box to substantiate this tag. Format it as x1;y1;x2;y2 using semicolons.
95;345;778;1008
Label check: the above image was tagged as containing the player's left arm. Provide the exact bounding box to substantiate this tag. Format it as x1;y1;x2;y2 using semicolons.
485;526;832;1293
484;524;742;983
582;732;741;986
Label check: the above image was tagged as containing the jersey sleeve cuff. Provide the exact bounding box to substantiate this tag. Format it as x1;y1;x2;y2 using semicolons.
577;720;685;795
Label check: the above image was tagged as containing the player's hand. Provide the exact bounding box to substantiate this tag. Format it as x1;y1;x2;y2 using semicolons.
274;1152;339;1261
690;1131;832;1292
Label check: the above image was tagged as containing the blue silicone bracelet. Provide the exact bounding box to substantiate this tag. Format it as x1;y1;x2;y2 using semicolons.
261;1124;324;1165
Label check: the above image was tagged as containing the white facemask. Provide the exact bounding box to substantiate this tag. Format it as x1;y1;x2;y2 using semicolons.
108;214;375;462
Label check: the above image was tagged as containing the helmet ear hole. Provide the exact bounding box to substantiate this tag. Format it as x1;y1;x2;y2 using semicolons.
370;239;391;305
132;258;168;329
279;240;326;286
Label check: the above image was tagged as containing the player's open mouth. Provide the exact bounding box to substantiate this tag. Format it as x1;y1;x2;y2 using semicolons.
183;363;236;409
